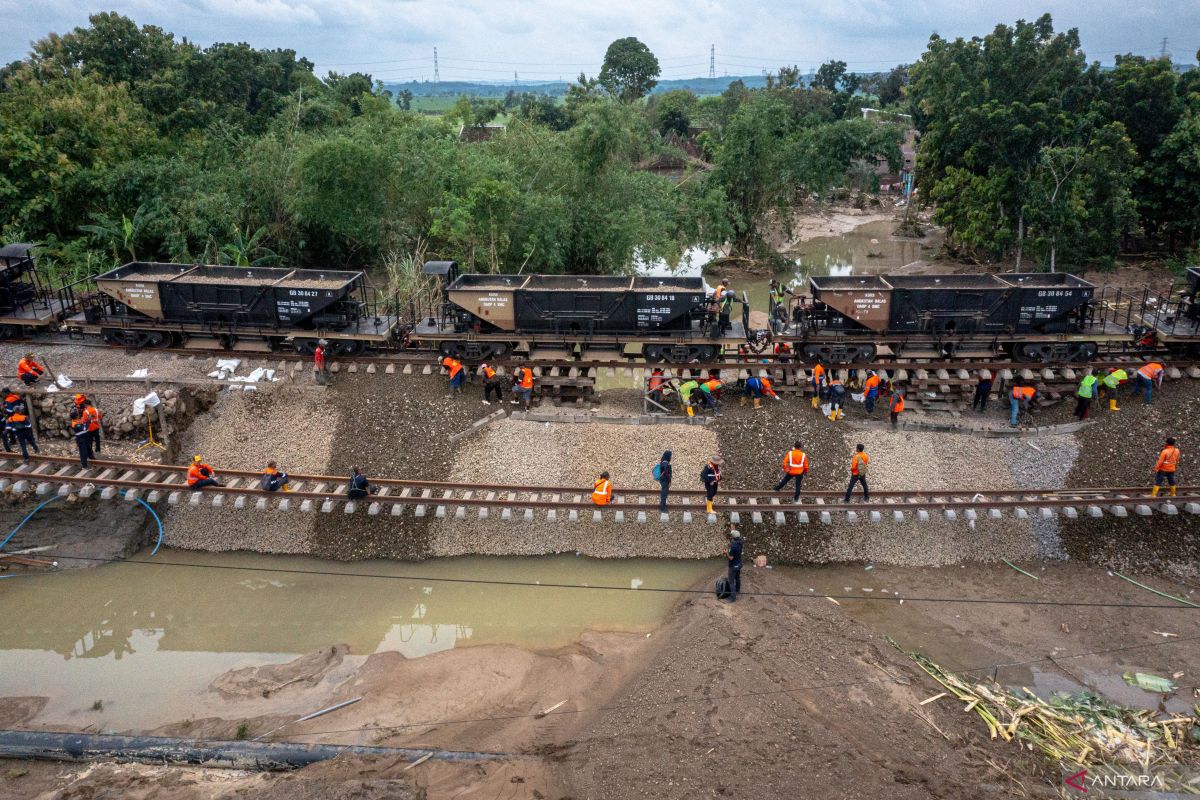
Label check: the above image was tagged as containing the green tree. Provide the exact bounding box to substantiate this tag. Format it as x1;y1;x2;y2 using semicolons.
598;37;660;103
648;89;697;137
398;89;413;111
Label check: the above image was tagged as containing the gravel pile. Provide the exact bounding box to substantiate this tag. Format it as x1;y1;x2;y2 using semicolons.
1000;434;1077;559
164;385;336;553
429;418;725;558
0;343;230;384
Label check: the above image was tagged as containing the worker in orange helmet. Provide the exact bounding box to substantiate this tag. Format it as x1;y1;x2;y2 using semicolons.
1151;437;1181;498
187;455;220;489
17;353;44;386
591;471;613;506
76;394;104;454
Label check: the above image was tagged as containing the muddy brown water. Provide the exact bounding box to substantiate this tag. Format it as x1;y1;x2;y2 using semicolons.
0;550;715;729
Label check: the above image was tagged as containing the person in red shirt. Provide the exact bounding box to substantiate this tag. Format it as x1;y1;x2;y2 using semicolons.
313;340;330;385
1151;437;1181;498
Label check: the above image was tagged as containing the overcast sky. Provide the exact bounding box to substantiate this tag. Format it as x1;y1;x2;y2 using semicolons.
4;0;1197;81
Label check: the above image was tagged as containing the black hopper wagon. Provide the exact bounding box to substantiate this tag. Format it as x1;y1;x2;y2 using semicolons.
71;262;402;354
799;272;1104;362
0;243;80;337
413;260;733;362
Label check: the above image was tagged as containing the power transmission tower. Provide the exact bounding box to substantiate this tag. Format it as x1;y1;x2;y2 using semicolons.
433;47;440;84
709;45;715;79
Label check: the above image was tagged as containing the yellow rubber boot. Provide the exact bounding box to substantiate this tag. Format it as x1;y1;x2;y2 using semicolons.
739;396;748;407
1170;486;1177;497
686;406;694;417
705;500;713;514
1109;399;1119;412
811;396;819;409
753;398;762;409
1151;486;1160;497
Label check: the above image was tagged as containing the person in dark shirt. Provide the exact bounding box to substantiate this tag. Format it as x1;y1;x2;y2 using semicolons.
656;450;672;513
348;466;372;499
725;527;744;601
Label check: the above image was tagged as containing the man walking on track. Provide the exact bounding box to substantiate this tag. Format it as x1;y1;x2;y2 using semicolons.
1151;437;1181;498
774;441;809;502
844;444;870;502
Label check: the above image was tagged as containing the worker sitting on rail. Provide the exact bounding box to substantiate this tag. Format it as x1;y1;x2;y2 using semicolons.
678;378;699;417
1133;362;1165;406
76;395;103;454
810;360;826;409
261;461;290;492
862;371;882;415
510;365;534;410
774;440;809;502
1151;437;1181;498
827;376;846;421
1010;385;1038;427
17;353;44;386
591;471;613;506
441;355;465;397
187;455;220;489
1099;367;1128;412
480;362;504;405
69;407;91;469
347;466;376;499
698;376;723;416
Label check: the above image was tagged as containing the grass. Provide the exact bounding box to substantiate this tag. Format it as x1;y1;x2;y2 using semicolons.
235;723;250;740
91;699;103;711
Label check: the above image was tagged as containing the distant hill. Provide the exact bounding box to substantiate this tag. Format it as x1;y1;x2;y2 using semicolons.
383;74;774;99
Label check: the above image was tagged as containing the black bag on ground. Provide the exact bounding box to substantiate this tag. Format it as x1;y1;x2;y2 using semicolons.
715;577;731;600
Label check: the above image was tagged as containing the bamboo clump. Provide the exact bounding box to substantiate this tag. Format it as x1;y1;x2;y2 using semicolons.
888;637;1200;769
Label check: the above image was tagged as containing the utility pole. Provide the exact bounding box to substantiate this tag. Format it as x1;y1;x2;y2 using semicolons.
709;44;715;79
1160;37;1168;59
433;47;440;84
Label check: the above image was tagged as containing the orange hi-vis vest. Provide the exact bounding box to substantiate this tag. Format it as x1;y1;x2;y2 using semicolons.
482;366;496;380
890;393;905;413
1012;386;1036;401
864;374;881;392
441;357;463;378
17;358;42;378
187;463;214;486
760;378;777;397
82;405;102;432
1138;362;1164;381
812;364;826;383
591;478;612;505
782;449;809;476
518;367;534;389
851;451;869;475
1156;446;1181;473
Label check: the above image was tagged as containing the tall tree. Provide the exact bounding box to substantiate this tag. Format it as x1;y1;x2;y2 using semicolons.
598;37;660;103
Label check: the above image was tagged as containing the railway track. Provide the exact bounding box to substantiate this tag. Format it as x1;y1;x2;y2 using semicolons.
5;455;1197;525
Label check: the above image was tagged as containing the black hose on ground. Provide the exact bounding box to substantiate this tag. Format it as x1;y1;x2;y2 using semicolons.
0;729;505;771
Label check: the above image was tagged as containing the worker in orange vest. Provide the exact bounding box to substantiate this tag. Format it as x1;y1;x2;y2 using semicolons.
511;365;534;409
261;460;290;492
1010;385;1037;427
647;368;666;408
187;455;220;489
889;388;905;428
1133;362;1165;405
75;394;103;454
5;397;37;461
17;353;44;386
773;440;809;502
843;444;870;502
480;362;503;405
1151;437;1181;497
591;472;613;506
441;355;465;396
810;360;826;408
862;371;882;415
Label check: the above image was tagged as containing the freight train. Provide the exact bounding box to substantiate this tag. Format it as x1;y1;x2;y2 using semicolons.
2;244;1199;364
415;260;1200;363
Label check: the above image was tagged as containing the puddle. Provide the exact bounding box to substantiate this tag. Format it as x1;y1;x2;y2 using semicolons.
0;550;714;728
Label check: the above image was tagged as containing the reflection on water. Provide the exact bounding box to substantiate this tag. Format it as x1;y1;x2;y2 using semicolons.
0;550;714;728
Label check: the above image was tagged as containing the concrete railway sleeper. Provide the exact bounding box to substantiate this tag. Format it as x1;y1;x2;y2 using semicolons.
3;456;1197;526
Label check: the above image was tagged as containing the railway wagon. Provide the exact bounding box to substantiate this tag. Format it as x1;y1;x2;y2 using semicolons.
421;260;715;360
0;243;78;337
78;262;400;353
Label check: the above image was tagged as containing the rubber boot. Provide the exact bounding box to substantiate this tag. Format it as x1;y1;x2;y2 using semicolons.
686;406;694;418
1109;399;1119;412
836;409;844;420
1170;486;1177;497
705;500;713;514
811;397;819;409
739;396;748;407
828;412;836;421
1151;486;1160;497
753;398;762;409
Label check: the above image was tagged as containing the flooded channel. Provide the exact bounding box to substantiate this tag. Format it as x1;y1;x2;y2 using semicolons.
0;550;715;729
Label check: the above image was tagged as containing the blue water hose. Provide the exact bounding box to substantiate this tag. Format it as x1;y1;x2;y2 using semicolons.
0;491;164;558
